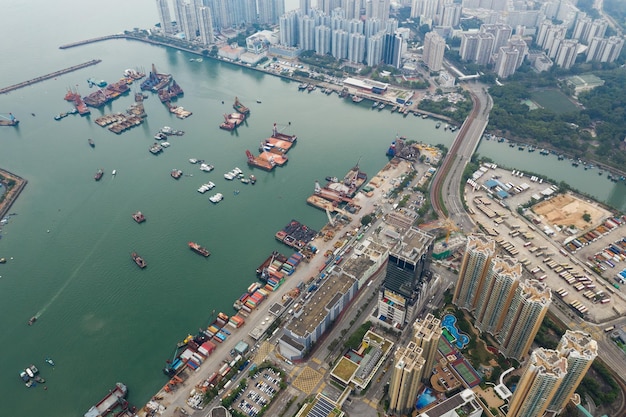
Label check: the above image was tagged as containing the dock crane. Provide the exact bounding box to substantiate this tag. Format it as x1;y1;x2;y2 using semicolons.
0;113;19;126
326;208;335;227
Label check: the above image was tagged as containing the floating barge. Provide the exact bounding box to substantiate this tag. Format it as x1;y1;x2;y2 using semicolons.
124;68;146;80
245;150;276;171
83;79;131;108
233;97;250;115
84;382;130;417
95;94;146;134
259;137;294;155
275;220;318;249
163;311;242;377
0;113;19;126
220;112;245;130
189;241;210;257
258;151;287;166
64;89;91;115
168;104;192;119
157;79;184;103
271;123;297;143
140;63;172;92
307;195;339;212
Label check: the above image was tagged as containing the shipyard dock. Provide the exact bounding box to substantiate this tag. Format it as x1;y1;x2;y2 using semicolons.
135;158;416;417
0;60;102;95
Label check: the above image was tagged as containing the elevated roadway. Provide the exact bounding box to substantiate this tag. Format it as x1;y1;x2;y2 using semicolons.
429;82;492;233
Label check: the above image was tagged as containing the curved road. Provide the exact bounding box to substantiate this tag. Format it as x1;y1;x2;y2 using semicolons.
429;82;492;233
429;80;626;413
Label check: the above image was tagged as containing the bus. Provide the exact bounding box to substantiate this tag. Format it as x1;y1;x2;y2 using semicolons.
604;326;615;333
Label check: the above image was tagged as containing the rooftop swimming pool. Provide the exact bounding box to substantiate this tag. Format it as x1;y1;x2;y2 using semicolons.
416;387;437;409
442;314;470;349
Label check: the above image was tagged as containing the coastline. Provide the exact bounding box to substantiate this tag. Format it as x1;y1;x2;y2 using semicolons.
56;33;455;123
0;169;27;221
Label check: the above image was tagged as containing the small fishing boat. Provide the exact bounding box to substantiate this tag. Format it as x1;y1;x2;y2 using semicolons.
45;357;55;366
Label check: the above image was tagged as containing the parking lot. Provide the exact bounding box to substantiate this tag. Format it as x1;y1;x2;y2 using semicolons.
465;164;626;324
235;368;282;417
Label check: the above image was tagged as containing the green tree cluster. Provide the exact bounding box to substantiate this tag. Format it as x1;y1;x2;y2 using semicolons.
343;321;372;350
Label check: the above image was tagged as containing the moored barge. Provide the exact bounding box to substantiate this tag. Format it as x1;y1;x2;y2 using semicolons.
84;382;129;417
189;242;210;257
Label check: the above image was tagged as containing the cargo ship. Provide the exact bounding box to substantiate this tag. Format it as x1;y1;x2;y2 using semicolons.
233;97;250;115
84;382;130;417
131;252;147;269
94;169;104;181
189;242;210;257
271;123;297;143
132;211;146;223
140;63;172;92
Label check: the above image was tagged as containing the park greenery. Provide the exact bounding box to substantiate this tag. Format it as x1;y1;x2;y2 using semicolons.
418;90;473;123
487;68;626;170
344;321;373;350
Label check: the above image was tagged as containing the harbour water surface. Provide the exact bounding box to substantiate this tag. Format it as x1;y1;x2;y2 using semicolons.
0;1;624;416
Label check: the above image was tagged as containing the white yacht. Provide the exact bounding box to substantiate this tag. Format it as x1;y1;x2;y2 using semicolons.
199;163;214;172
209;193;224;203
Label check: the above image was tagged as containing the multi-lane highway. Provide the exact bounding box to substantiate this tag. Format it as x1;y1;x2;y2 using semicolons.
429;82;492;233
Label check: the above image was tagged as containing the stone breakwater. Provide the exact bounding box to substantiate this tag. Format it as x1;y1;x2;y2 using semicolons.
0;169;27;220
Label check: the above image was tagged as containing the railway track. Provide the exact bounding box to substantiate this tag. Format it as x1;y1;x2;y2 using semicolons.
429;89;481;217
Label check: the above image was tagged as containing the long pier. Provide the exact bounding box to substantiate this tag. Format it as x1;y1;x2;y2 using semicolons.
58;34;126;49
0;59;102;95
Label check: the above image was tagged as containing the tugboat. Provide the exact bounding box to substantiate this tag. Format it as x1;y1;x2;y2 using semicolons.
132;211;146;223
131;252;147;269
249;175;256;184
188;241;210;257
94;169;104;181
171;169;183;179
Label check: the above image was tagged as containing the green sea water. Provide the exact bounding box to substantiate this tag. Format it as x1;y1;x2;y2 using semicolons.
0;1;623;416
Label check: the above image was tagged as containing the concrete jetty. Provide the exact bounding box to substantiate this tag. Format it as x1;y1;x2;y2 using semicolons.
58;34;126;49
0;59;102;95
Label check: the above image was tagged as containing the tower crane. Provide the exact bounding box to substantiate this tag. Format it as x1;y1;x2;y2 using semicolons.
441;217;459;246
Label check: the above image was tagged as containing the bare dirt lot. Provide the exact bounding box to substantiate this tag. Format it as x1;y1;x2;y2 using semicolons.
531;193;612;231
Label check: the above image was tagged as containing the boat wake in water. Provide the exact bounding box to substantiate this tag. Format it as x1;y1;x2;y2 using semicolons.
35;213;120;319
